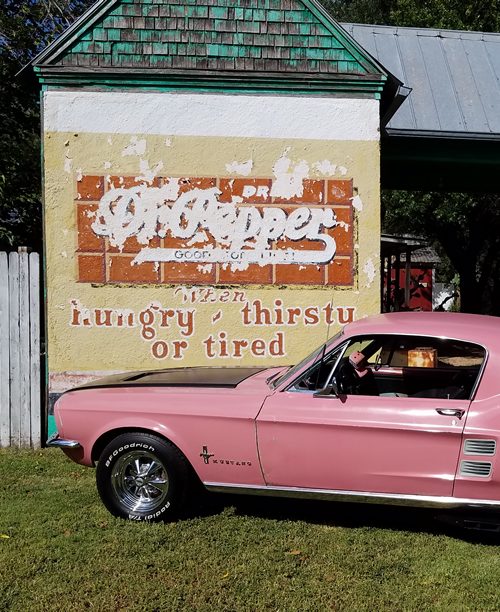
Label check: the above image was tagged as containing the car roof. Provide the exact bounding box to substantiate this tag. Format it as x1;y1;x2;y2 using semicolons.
342;312;500;351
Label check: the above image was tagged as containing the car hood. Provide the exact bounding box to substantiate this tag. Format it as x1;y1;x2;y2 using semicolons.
69;367;270;391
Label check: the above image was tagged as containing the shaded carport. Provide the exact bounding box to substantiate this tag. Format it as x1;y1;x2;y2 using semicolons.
343;22;500;310
344;23;500;192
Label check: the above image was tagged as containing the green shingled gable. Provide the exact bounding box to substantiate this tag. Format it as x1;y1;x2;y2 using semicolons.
39;0;376;76
33;0;395;96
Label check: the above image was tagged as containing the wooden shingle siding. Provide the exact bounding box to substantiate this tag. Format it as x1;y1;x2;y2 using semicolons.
58;0;368;74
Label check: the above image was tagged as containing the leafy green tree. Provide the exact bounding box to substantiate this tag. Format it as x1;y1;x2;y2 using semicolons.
327;0;391;24
0;0;91;250
328;0;500;31
390;0;500;31
383;192;500;314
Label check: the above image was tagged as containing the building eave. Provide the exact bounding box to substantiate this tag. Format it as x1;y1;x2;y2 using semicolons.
35;65;388;96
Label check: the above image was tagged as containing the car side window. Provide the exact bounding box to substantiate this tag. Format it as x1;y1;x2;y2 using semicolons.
331;334;485;400
289;344;346;392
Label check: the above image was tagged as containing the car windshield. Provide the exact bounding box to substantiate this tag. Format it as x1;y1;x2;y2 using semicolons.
270;330;343;389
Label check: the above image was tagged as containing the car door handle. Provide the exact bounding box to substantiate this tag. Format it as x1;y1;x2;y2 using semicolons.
436;408;465;419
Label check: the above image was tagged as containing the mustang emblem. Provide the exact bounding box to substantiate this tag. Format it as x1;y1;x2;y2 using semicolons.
200;445;214;465
199;445;252;467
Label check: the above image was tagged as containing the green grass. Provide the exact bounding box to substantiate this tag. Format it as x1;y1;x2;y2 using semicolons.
1;449;500;611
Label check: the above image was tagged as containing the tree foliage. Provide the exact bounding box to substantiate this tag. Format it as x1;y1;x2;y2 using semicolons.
383;192;500;314
0;0;91;250
328;0;500;31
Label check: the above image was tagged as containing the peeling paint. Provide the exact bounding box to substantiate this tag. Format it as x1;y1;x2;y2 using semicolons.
363;257;376;287
197;263;214;275
225;159;253;176
270;151;309;200
313;160;337;176
122;136;146;157
351;194;363;211
136;159;164;184
64;156;72;173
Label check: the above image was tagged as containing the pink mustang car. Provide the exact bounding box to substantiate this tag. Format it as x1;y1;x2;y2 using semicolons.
49;312;500;523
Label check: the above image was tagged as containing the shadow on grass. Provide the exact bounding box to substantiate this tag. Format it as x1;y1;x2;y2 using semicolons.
189;491;500;545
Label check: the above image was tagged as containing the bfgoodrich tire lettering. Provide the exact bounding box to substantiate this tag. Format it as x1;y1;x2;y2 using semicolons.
96;432;189;522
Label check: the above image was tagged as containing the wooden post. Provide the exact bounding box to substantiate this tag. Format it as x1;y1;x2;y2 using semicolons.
0;252;9;448
394;252;401;311
405;248;411;308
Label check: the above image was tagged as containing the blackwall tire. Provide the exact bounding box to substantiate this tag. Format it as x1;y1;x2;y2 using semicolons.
96;432;189;522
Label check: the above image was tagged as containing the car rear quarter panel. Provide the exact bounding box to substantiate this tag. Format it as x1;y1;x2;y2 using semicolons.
454;394;500;500
454;346;500;500
55;381;272;486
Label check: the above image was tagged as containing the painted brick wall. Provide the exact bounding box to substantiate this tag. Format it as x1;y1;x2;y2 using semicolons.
76;174;355;286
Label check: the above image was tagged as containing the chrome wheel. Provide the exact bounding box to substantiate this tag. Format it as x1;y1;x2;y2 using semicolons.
111;450;169;513
97;433;190;521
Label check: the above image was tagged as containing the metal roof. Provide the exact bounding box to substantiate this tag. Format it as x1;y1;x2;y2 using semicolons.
343;23;500;139
400;247;440;264
380;235;440;263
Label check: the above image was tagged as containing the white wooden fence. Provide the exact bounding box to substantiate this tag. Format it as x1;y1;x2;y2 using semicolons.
0;250;41;448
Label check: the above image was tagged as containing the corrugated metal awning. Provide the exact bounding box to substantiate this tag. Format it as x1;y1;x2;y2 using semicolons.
343;23;500;140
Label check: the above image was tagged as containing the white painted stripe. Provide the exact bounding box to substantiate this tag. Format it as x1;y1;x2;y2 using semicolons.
43;91;380;141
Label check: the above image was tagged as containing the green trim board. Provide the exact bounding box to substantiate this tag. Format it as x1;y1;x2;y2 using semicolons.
32;0;399;100
34;66;386;96
48;415;57;438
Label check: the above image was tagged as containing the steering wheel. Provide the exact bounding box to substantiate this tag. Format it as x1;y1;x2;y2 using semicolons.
334;360;354;395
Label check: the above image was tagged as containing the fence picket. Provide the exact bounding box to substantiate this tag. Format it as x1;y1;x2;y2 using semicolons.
8;252;21;446
0;253;9;447
29;253;41;447
19;250;31;446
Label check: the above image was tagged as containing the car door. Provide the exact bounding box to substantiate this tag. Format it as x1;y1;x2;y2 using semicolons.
256;335;476;497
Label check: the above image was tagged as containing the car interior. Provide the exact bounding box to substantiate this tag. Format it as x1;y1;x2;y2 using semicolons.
291;334;485;400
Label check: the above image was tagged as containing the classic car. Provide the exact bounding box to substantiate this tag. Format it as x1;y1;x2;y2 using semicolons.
48;312;500;523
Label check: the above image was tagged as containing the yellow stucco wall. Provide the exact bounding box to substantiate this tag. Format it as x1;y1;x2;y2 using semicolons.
43;91;381;392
